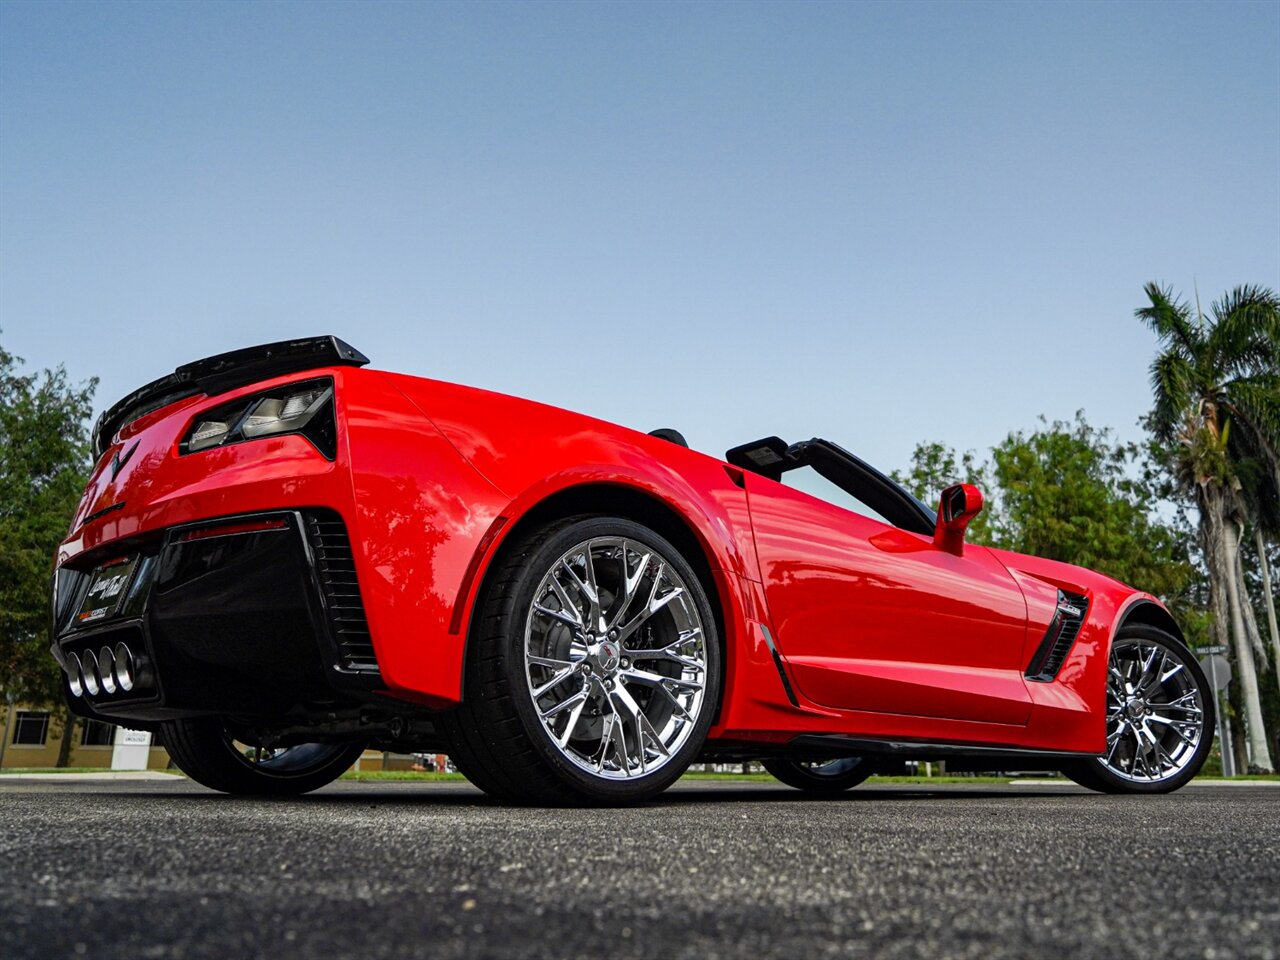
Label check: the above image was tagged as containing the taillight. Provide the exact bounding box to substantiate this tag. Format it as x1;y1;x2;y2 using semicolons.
180;377;338;459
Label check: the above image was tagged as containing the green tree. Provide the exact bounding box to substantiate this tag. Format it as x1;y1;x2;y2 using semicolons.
1137;282;1280;772
0;339;97;765
891;442;995;544
895;414;1195;603
989;414;1196;602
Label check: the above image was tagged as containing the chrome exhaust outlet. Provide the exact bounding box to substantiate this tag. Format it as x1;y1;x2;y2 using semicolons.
113;642;136;693
81;649;101;697
66;652;85;698
98;646;118;695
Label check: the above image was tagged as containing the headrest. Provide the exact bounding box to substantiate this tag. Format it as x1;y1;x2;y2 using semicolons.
648;428;689;448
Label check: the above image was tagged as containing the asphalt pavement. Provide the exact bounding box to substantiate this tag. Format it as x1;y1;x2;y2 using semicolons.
1;777;1276;960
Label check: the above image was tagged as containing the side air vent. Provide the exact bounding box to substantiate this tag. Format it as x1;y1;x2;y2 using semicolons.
1025;591;1089;682
304;510;379;673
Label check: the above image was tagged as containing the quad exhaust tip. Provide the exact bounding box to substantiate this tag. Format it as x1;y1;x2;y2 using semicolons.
113;642;135;692
98;646;117;695
81;649;101;696
66;652;85;698
65;641;139;698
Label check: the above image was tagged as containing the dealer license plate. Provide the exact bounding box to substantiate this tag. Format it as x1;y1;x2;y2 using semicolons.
76;556;139;626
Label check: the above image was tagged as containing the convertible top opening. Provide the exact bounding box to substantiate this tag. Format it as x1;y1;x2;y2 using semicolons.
726;436;935;536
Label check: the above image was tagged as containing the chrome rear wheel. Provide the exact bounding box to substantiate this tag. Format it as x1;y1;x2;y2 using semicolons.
161;717;366;795
438;515;721;805
524;536;709;781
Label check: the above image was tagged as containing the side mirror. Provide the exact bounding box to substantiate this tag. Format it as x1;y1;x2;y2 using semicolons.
934;483;984;556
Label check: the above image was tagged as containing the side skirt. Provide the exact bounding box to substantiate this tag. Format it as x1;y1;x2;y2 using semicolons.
701;734;1097;770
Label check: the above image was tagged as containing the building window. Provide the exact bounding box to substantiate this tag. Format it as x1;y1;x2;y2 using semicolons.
80;720;116;746
12;711;50;746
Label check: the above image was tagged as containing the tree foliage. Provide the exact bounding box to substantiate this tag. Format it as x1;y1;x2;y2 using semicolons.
891;443;995;544
1138;282;1280;535
0;339;97;706
895;413;1195;602
989;415;1196;601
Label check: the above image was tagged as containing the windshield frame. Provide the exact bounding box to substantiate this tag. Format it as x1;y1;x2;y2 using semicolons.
727;435;938;536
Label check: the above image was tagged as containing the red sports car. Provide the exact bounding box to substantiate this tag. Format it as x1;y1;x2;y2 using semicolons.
52;337;1213;803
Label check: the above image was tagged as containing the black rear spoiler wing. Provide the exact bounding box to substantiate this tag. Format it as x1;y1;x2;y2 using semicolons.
91;335;370;458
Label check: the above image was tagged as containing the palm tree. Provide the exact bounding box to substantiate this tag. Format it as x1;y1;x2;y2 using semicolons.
1255;526;1280;692
1137;282;1280;773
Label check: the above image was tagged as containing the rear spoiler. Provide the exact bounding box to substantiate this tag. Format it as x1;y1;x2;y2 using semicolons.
91;335;370;458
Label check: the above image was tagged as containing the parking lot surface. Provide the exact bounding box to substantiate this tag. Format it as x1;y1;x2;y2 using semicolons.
1;778;1276;960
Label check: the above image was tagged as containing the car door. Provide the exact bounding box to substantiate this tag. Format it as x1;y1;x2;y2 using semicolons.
745;470;1033;726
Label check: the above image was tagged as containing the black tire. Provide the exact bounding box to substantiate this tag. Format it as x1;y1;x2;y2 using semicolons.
437;515;722;806
161;717;366;796
763;756;876;794
1061;624;1214;794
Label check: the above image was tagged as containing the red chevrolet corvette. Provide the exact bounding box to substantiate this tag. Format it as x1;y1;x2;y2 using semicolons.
52;337;1213;803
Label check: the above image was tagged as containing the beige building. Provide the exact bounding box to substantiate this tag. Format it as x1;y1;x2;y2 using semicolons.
0;701;422;773
0;701;171;770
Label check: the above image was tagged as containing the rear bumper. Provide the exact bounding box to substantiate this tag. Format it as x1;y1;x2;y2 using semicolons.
53;510;380;724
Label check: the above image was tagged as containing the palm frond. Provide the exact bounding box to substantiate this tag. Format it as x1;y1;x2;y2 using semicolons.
1224;376;1280;445
1136;282;1202;358
1147;350;1195;442
1208;285;1280;379
1140;279;1280;548
1222;378;1280;534
1141;284;1198;350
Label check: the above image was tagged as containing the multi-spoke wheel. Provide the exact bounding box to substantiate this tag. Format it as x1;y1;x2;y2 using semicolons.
438;515;721;805
1062;624;1213;794
161;717;366;795
763;756;875;794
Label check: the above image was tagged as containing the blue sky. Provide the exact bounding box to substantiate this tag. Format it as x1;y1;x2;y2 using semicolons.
2;0;1277;474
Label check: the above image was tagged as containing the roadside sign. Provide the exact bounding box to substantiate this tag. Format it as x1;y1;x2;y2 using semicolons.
1196;645;1228;655
1200;654;1232;692
1199;653;1235;776
111;727;152;770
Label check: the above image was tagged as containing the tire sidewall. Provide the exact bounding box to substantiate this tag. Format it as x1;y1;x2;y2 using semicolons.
164;717;365;795
763;756;875;794
499;516;722;803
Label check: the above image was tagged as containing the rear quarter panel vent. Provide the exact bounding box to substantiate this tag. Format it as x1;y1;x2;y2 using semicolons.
304;510;378;672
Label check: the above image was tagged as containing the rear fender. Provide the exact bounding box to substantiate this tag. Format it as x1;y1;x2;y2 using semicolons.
341;372;509;706
449;468;759;718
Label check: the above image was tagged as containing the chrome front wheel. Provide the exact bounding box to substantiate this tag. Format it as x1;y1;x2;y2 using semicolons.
1099;636;1206;782
1063;624;1213;794
763;756;875;794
